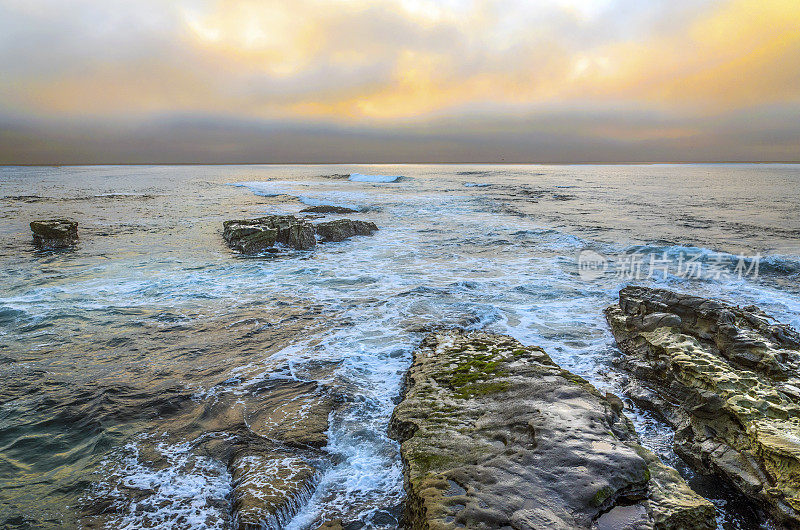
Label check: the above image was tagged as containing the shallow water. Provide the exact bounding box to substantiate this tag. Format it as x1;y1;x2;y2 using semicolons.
1;164;799;528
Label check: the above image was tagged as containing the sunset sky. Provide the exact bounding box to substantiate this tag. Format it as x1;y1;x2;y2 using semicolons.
1;0;799;163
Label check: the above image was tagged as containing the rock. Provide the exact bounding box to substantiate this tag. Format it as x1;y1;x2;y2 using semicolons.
389;330;715;529
223;384;337;528
223;216;378;253
245;380;337;449
300;205;359;214
30;219;78;248
314;219;378;242
231;450;319;530
223;216;316;253
318;174;351;180
606;286;800;527
118;381;334;529
222;221;278;254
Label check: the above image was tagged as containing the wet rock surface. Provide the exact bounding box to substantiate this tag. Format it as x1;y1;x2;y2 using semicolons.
231;450;319;529
223;216;316;253
606;285;800;527
300;205;359;214
222;383;337;529
223;216;377;253
83;377;338;530
389;330;715;529
30;219;78;248
314;219;378;242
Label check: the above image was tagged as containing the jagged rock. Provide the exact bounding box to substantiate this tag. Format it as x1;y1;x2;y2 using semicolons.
30;219;78;248
389;330;715;529
314;219;378;242
606;286;800;527
231;450;319;530
300;205;358;214
222;221;278;253
223;216;316;253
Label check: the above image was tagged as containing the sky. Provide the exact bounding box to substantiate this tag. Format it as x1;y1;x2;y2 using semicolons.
1;0;799;163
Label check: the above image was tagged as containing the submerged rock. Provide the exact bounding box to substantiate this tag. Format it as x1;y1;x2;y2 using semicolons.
30;219;78;248
223;216;316;253
389;330;715;529
314;219;378;242
85;381;337;530
300;205;358;214
606;286;800;527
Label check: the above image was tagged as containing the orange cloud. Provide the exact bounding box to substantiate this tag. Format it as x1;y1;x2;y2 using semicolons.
1;0;798;131
589;0;800;108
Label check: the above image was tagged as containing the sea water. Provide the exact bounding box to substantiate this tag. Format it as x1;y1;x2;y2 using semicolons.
1;164;799;528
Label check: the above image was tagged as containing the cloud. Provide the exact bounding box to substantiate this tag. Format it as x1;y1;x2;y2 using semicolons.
0;0;798;162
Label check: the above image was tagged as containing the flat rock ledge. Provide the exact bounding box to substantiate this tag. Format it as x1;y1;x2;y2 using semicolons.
223;215;377;253
606;285;800;527
389;330;715;529
30;219;78;248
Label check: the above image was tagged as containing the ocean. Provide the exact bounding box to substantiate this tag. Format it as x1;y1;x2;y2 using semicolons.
1;164;799;528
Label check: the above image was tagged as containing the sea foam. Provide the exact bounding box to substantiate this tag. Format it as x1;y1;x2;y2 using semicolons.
348;173;403;183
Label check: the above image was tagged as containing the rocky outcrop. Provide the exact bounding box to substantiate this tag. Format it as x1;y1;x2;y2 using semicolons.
223;216;316;253
300;205;358;214
223;216;378;253
314;219;378;243
389;330;715;529
606;286;800;527
30;219;78;248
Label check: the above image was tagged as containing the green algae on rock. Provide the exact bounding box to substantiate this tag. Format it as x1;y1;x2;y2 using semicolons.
389;330;715;529
606;285;800;527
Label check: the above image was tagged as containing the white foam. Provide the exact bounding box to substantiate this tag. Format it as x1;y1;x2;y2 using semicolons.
231;180;367;210
91;437;233;529
348;173;403;183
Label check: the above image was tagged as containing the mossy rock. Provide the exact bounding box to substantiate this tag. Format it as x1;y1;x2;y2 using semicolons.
389;330;715;529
